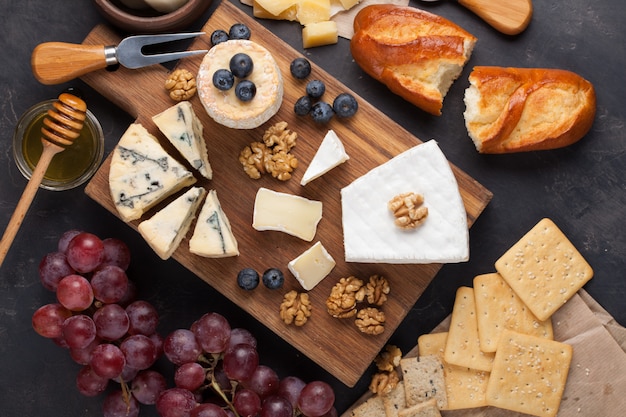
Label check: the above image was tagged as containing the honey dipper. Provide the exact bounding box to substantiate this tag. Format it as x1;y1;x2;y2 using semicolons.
0;93;87;267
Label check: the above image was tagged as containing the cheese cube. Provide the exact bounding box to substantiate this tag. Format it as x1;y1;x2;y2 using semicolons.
253;1;298;20
338;0;359;10
297;0;331;25
302;21;338;48
288;241;336;290
252;188;323;241
254;0;298;17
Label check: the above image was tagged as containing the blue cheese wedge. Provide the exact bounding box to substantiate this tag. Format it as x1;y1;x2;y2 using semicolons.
300;129;349;185
252;187;323;241
341;140;469;264
109;123;197;222
189;189;239;258
138;187;206;260
152;101;212;179
288;241;336;291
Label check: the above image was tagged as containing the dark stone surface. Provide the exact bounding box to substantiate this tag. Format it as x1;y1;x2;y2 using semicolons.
0;0;624;415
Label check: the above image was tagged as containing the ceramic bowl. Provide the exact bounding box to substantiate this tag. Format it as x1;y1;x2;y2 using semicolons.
93;0;212;33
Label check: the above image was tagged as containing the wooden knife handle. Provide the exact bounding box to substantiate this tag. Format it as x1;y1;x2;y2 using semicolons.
459;0;533;35
31;42;112;85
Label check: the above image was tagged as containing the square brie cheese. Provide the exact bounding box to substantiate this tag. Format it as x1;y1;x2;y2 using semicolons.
288;241;336;291
341;140;469;264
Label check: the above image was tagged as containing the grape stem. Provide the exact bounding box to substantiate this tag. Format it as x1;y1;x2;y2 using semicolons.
201;352;241;417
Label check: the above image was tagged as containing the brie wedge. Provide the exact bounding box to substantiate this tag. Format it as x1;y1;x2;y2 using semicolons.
152;101;212;179
189;190;239;258
138;187;206;260
300;129;349;185
288;241;336;291
109;123;197;222
341;140;469;264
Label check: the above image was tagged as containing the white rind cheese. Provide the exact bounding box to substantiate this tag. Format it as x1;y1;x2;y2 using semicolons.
252;187;323;241
288;241;336;291
138;187;206;260
189;189;239;258
152;101;212;179
341;140;469;264
109;123;197;222
300;129;349;185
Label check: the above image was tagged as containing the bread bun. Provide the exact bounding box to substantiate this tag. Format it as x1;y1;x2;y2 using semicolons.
350;5;477;116
463;66;596;153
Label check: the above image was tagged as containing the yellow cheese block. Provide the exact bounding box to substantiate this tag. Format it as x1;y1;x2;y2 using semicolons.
255;0;298;17
338;0;359;10
253;0;298;20
302;21;338;48
297;0;331;25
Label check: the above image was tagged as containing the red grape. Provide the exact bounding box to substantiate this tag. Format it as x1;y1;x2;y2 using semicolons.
38;252;75;291
58;229;82;253
174;362;206;391
91;265;128;303
101;237;131;270
66;232;105;273
126;300;159;336
233;388;261;417
70;337;101;365
191;403;229;417
223;344;259;382
156;388;197;417
228;328;257;349
32;303;72;338
297;381;335;417
93;304;130;341
132;370;167;405
120;334;157;370
56;274;94;311
103;390;140;417
261;395;293;417
244;365;279;399
163;329;202;365
113;364;139;384
278;376;306;408
191;312;231;354
90;343;126;379
62;314;96;349
117;280;137;307
76;365;109;397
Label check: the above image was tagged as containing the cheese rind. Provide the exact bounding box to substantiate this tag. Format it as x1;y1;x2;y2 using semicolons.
288;241;336;290
138;187;206;260
252;188;323;241
152;101;212;179
300;129;349;185
341;140;468;264
109;123;197;222
189;189;239;258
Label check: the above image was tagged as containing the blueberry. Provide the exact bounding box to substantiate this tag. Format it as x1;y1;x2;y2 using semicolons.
290;57;311;79
229;53;254;78
235;80;256;102
294;95;312;116
237;268;260;290
210;29;229;46
229;23;251;40
306;79;326;99
310;101;334;124
262;268;284;289
333;93;358;118
212;69;234;91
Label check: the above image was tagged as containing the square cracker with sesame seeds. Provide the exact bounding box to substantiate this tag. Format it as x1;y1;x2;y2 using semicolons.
495;218;593;321
397;398;441;417
400;355;447;409
443;286;495;372
473;272;554;353
418;332;489;410
485;329;572;417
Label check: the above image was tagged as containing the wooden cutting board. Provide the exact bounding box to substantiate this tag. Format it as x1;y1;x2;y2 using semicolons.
83;0;492;387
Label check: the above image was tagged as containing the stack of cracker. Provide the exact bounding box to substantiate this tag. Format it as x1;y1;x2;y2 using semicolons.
349;218;593;417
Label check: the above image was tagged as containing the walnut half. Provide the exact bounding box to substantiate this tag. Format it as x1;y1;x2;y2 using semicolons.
280;290;312;326
355;307;386;335
326;276;365;318
388;192;428;229
239;122;298;181
165;69;197;101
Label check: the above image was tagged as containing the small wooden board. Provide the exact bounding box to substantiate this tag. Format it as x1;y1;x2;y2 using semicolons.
83;0;492;386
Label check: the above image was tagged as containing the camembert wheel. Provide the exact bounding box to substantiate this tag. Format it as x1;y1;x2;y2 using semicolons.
197;40;283;129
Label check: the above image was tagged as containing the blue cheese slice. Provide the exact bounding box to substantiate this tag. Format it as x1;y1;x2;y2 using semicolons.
152;101;212;179
341;140;469;264
138;187;206;260
300;129;349;186
109;123;197;222
189;189;239;258
288;241;336;291
252;187;323;241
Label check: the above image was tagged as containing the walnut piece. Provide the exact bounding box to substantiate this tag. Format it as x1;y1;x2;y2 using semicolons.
239;122;298;181
366;275;390;306
374;344;402;372
388;192;428;229
280;290;312;326
326;276;365;318
369;370;400;396
355;307;385;335
165;69;197;101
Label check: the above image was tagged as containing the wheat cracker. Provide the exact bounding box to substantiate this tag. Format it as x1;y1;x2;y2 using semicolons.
382;381;407;417
400;355;447;409
349;394;386;417
397;398;441;417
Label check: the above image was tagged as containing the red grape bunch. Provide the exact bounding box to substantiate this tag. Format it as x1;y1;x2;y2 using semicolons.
157;311;337;417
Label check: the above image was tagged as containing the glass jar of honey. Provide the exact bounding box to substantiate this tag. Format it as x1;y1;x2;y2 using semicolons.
12;99;104;191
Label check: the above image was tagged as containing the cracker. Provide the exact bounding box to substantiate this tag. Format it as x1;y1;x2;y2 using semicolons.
350;394;386;417
419;332;489;410
443;287;495;372
473;272;553;352
485;329;572;417
495;218;593;321
400;355;447;409
382;381;406;417
397;399;441;417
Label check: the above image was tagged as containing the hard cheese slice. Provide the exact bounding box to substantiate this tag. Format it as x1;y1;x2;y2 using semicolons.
109;123;197;222
152;101;212;179
138;186;206;260
300;129;349;185
341;140;468;263
189;189;239;258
